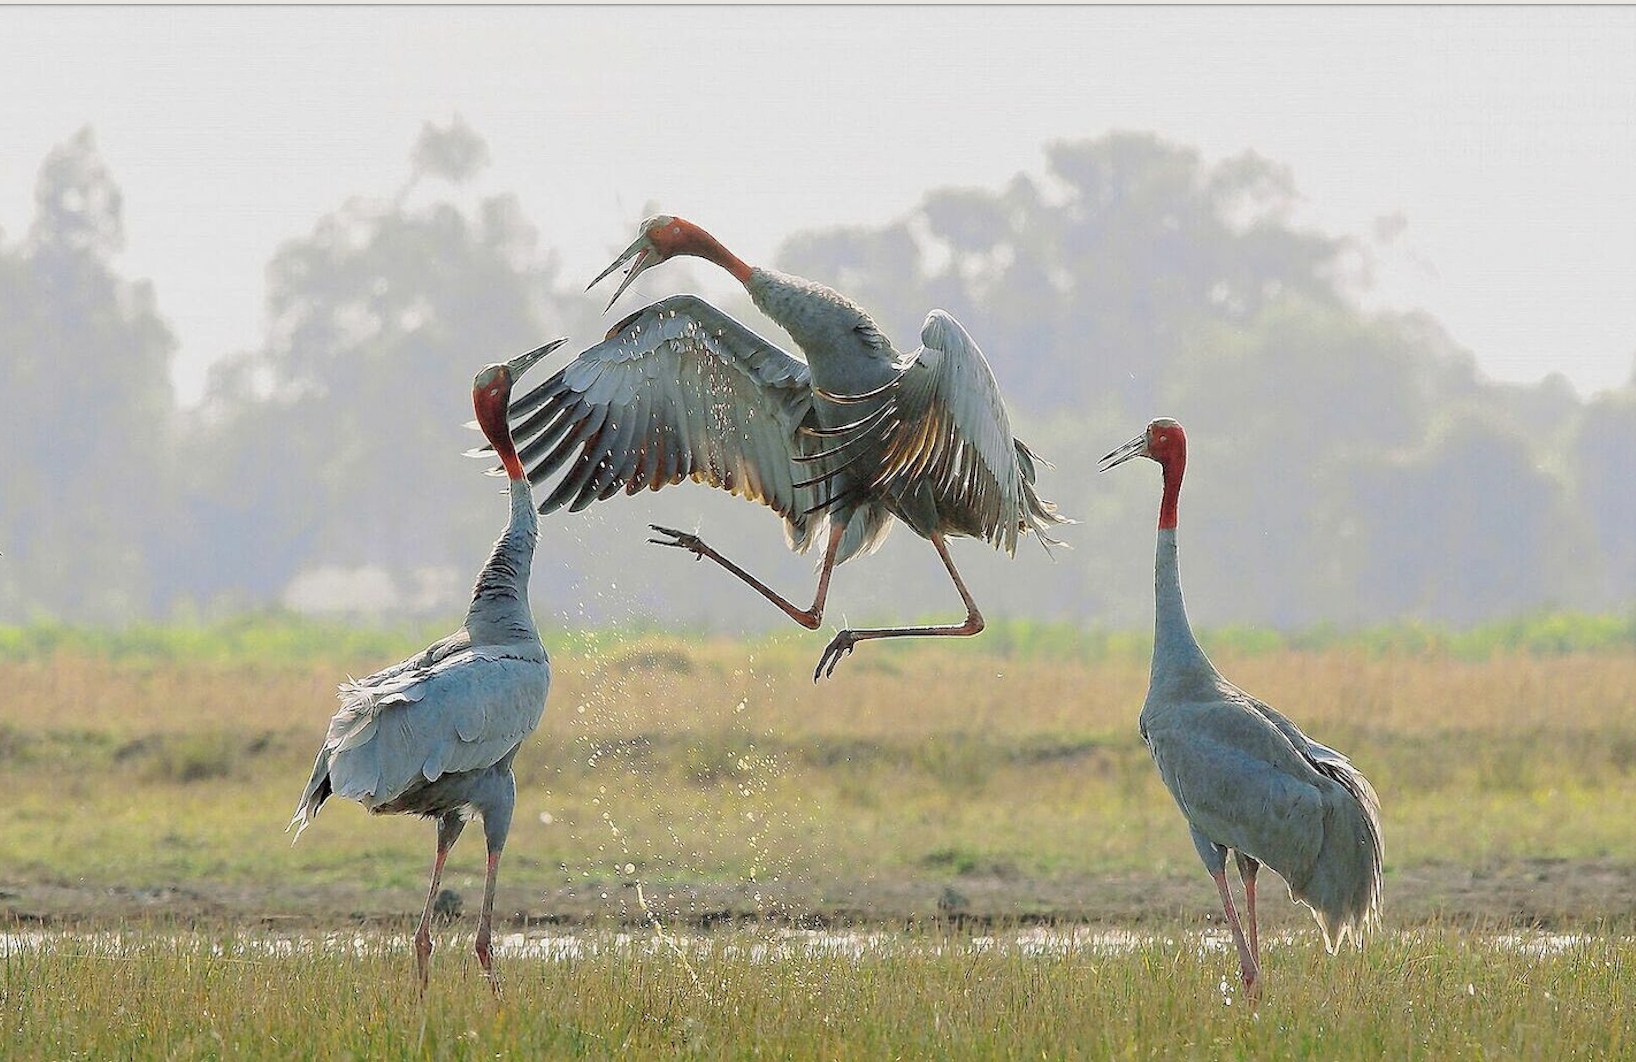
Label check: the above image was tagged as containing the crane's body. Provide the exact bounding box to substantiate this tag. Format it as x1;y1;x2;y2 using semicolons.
291;339;560;993
506;217;1066;678
1103;419;1382;995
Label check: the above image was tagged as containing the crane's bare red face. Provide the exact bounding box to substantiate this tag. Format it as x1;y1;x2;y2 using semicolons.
473;365;521;479
643;215;699;258
1099;417;1187;473
472;365;510;407
593;215;748;309
469;338;564;479
1146;419;1186;467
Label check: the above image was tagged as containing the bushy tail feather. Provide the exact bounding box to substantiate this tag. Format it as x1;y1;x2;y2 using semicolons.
1014;439;1073;554
287;755;333;844
1293;760;1384;952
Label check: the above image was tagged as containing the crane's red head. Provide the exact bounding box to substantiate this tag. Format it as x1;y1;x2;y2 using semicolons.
472;338;564;480
587;215;751;310
1099;418;1188;530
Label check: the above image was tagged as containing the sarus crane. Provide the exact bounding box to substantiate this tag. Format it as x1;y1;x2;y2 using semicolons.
290;339;561;993
1100;418;1382;996
501;215;1068;680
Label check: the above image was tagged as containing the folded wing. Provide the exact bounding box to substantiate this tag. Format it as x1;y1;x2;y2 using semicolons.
322;647;550;810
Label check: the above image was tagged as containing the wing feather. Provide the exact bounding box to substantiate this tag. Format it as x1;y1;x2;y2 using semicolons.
861;310;1067;553
511;295;824;552
323;648;550;806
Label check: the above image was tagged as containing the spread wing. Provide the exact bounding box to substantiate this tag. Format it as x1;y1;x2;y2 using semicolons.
503;295;826;551
321;646;551;810
853;310;1065;553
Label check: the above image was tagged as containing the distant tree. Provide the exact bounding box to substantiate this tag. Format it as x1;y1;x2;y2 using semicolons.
1338;413;1585;622
4;125;1625;627
0;128;177;620
185;120;595;611
408;114;491;188
1567;391;1636;604
770;131;1608;626
779;133;1347;418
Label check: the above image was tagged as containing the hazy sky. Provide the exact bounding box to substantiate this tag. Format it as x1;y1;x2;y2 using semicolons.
5;6;1634;403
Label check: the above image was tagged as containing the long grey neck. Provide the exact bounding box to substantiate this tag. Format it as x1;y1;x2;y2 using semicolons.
745;268;900;395
464;476;539;646
1152;528;1214;684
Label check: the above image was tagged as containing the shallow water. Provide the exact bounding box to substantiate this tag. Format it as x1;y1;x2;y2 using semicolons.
0;926;1615;963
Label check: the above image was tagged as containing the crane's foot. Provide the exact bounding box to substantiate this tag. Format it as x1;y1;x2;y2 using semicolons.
414;932;433;995
476;939;503;1000
648;524;710;560
1240;962;1262;1003
814;630;859;682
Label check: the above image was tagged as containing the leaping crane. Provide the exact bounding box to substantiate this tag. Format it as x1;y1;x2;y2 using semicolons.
1101;418;1383;996
290;339;561;994
501;216;1068;680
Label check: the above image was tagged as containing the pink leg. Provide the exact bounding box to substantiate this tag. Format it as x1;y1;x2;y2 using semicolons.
1212;869;1262;998
650;521;844;630
414;815;464;993
1235;852;1261;964
813;531;984;681
475;850;503;997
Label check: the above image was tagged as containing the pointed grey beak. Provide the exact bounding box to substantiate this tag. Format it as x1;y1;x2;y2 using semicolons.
587;235;656;312
1098;433;1148;472
506;336;567;382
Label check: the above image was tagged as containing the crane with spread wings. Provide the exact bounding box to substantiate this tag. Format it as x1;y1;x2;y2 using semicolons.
497;216;1068;679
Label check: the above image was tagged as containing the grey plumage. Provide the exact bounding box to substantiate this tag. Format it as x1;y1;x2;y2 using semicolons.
507;215;1067;679
506;295;849;552
1103;418;1382;993
291;345;555;991
289;480;549;838
508;291;1063;565
1138;533;1384;951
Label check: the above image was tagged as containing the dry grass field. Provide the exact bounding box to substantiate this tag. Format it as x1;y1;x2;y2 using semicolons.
3;619;1634;929
4;618;1636;1059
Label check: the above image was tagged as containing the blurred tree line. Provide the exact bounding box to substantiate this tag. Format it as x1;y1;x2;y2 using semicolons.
1;124;1631;629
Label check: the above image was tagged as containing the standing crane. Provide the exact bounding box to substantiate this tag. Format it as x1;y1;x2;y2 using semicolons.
290;339;562;994
500;216;1067;680
1100;418;1382;996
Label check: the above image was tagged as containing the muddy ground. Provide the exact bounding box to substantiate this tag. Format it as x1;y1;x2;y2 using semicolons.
6;858;1633;933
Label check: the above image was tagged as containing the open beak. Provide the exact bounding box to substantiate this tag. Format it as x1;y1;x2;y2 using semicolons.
587;235;656;311
1098;433;1148;473
506;336;568;382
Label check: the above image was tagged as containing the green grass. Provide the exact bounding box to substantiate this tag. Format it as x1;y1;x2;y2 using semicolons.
3;608;1635;667
3;926;1633;1060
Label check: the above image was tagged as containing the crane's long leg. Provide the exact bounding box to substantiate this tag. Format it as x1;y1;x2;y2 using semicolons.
475;850;503;995
474;775;516;998
415;813;465;993
1212;865;1262;999
1234;851;1261;964
649;521;845;630
812;531;983;681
